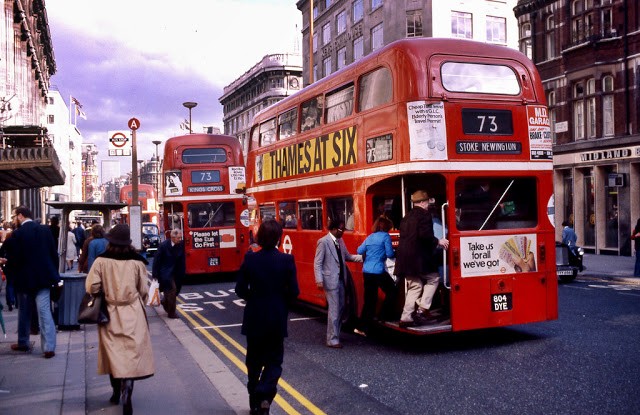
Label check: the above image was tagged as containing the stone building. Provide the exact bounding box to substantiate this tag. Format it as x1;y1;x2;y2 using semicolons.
219;53;303;155
295;0;518;85
515;0;640;256
0;0;64;221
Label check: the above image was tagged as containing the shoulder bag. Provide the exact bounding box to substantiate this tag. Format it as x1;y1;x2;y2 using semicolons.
78;291;110;325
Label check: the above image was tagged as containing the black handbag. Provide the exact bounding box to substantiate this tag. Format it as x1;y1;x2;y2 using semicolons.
78;291;110;325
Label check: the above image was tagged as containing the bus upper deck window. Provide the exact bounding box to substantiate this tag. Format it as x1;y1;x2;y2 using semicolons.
325;84;354;123
260;119;277;146
358;67;392;112
441;62;520;95
301;96;323;131
182;148;227;164
278;108;298;139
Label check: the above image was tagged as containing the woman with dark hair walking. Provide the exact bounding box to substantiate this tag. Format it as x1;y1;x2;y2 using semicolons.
85;224;154;415
235;219;299;415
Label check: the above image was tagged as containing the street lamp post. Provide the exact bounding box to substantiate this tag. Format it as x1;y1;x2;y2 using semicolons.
152;140;162;201
182;101;197;134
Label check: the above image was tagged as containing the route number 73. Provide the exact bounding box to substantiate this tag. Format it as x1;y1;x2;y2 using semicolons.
477;115;498;133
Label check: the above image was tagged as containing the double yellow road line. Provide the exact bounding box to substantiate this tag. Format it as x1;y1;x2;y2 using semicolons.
176;300;326;415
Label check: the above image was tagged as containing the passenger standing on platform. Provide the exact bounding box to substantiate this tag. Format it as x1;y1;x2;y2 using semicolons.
152;228;185;319
86;224;153;415
236;219;299;415
354;216;396;336
3;206;59;358
632;218;640;277
314;220;362;348
395;190;449;328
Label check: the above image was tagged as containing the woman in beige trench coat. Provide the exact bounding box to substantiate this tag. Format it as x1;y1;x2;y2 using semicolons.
85;224;154;415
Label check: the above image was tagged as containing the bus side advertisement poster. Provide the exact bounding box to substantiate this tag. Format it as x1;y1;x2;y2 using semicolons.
191;229;237;249
407;101;447;161
527;105;553;160
460;234;537;277
165;171;183;196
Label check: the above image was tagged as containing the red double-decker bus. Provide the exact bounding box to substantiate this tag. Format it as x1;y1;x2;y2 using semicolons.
119;183;160;224
162;134;249;276
246;38;557;334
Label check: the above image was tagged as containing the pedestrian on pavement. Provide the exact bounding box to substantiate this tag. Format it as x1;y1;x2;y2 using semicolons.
72;221;85;256
314;219;362;348
395;189;449;328
86;225;109;272
0;221;17;311
562;220;577;246
2;206;59;358
354;215;396;336
66;225;78;271
235;219;299;415
152;228;185;319
86;224;153;415
632;218;640;277
48;216;60;251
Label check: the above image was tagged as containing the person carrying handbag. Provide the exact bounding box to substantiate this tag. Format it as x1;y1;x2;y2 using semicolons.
85;224;154;415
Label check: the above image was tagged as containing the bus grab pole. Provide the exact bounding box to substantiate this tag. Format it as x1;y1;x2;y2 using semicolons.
441;201;450;289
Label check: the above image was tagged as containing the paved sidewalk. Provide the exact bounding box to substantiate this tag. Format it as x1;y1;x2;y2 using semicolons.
580;253;639;284
0;304;248;415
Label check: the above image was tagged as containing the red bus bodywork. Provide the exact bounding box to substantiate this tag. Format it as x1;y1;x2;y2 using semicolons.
162;134;249;276
119;183;160;225
246;38;558;334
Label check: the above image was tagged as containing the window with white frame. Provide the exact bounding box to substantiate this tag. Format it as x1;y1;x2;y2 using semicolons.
546;15;555;60
571;0;594;44
520;23;532;59
372;0;383;10
586;79;596;139
337;46;347;70
451;11;472;39
47;114;55;124
372;23;384;51
486;16;506;44
548;91;557;143
313;33;318;52
353;35;364;60
573;83;585;140
323;56;332;77
602;75;614;137
313;65;318;83
337;10;347;34
406;10;423;38
602;7;613;36
326;0;332;9
323;22;331;45
313;5;318;19
353;0;363;23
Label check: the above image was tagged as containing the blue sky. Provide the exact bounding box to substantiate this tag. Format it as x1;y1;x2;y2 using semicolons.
46;0;301;174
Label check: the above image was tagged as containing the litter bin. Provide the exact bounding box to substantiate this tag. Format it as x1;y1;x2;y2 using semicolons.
56;272;87;330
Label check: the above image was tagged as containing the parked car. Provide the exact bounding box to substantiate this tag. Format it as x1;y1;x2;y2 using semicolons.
142;223;161;256
556;241;584;282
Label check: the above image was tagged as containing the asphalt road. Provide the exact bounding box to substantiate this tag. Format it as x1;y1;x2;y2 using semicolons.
173;276;640;415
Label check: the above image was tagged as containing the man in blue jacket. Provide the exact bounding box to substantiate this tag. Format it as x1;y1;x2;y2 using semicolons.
3;206;59;358
152;229;185;319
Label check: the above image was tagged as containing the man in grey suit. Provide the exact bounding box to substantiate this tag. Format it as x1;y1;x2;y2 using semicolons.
314;220;362;348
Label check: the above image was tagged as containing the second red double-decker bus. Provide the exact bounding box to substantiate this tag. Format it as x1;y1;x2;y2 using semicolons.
162;133;249;276
119;183;160;224
246;38;557;334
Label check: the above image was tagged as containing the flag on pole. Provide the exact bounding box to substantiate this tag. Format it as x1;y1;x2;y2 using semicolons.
71;96;82;108
71;96;87;121
76;105;87;120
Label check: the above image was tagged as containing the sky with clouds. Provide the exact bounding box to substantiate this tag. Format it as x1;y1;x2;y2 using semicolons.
46;0;302;178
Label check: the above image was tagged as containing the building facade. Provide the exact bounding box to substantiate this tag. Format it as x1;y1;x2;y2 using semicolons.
219;53;303;155
0;0;64;221
515;0;640;256
295;0;518;86
81;143;100;202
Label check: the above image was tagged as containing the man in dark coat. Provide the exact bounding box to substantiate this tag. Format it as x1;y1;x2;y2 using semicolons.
394;190;449;328
235;219;299;415
3;206;60;358
152;228;185;319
